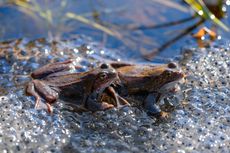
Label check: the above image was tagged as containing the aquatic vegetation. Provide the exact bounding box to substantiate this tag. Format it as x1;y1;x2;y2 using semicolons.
185;0;229;31
1;0;228;59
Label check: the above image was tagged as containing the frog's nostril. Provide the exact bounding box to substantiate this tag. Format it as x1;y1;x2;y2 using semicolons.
100;63;109;69
168;62;177;69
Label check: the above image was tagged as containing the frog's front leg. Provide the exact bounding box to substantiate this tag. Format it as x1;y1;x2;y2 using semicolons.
26;80;58;113
85;92;114;111
31;60;82;79
106;86;130;107
144;93;170;118
144;93;161;116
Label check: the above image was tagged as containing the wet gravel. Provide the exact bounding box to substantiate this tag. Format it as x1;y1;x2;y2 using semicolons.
0;37;229;152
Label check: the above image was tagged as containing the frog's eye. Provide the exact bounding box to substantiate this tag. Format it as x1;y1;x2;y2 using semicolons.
168;62;177;69
99;72;108;80
100;63;109;69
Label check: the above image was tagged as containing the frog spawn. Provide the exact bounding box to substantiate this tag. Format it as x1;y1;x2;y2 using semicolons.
0;38;230;152
64;47;229;152
59;47;230;152
0;93;70;152
174;47;230;152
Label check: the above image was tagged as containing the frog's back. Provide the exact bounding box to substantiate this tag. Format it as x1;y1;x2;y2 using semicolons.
44;72;89;87
117;65;168;77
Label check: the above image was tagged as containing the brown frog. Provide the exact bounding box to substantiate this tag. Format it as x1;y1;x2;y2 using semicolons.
103;62;185;117
26;60;118;113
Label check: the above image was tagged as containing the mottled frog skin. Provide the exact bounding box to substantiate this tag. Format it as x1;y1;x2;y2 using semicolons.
106;62;185;116
26;60;118;113
26;60;185;116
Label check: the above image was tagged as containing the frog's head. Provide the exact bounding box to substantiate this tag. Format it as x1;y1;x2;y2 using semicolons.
156;62;185;92
163;63;184;81
92;63;118;92
160;69;184;84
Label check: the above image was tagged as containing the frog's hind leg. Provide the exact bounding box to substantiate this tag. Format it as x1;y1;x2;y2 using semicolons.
26;80;58;113
144;93;161;116
31;60;82;79
26;81;43;109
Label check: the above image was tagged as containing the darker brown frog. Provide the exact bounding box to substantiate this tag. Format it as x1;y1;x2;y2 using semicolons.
26;60;118;113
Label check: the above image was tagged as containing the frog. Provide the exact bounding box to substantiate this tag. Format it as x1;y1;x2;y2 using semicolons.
26;60;119;113
103;62;185;117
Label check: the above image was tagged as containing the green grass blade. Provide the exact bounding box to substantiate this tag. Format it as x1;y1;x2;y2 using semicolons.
66;12;119;37
184;0;229;31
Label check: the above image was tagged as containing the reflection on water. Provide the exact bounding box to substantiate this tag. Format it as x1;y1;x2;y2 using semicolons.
0;0;229;61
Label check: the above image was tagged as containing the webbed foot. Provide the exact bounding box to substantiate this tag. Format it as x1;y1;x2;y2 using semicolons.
159;111;170;118
144;93;162;116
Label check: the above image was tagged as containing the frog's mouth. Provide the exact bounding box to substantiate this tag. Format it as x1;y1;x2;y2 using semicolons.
159;77;185;94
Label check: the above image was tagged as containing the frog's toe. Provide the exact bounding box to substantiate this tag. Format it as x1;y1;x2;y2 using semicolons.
34;98;41;109
101;102;114;110
34;100;53;113
46;103;53;114
160;111;170;118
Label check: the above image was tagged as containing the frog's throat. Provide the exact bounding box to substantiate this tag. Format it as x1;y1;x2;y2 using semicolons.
96;79;116;100
158;78;184;94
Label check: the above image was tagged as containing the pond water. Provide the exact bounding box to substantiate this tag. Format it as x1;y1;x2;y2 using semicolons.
0;0;229;61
